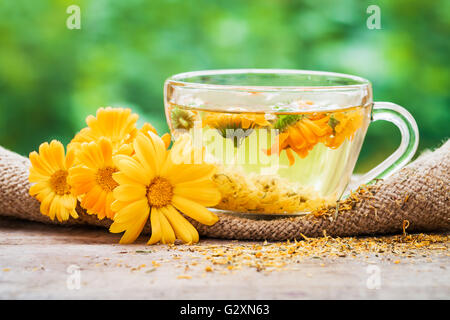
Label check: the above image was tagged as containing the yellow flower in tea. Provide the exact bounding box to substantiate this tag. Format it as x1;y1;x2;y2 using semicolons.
69;107;139;155
170;107;198;130
68;138;120;220
266;115;329;165
323;109;364;149
203;112;271;131
203;112;272;147
29;140;78;222
109;132;220;244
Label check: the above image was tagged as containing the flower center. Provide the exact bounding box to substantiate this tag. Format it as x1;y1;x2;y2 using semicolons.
96;167;119;191
171;108;196;130
49;170;71;195
146;177;173;207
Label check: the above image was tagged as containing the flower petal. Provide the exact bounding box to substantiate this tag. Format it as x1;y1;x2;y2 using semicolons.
98;138;114;167
158;209;176;244
160;205;193;244
109;199;150;244
111;199;131;212
173;181;221;207
49;140;66;170
61;194;77;209
133;133;159;176
171;195;219;226
28;169;48;183
65;147;76;169
118;211;149;244
29;182;49;197
90;190;108;219
147;131;167;172
105;192;116;219
38;142;58;170
147;207;162;245
113;199;149;224
113;184;147;202
114;155;152;185
165;164;216;185
40;192;55;216
80;185;103;210
29;151;52;175
112;171;144;187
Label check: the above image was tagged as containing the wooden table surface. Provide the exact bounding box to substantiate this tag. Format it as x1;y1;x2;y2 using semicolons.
0;217;448;300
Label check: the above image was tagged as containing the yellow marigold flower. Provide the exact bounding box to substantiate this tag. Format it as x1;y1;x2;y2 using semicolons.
265;116;329;165
29;140;78;222
323;108;364;149
69;107;139;155
139;122;172;149
203;112;271;130
109;132;220;245
170;107;198;130
265;108;364;165
203;112;271;147
68;138;121;220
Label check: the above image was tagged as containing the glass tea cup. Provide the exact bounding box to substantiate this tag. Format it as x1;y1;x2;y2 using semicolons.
164;69;418;216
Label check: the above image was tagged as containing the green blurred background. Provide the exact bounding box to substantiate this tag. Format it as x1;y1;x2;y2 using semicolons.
0;0;448;172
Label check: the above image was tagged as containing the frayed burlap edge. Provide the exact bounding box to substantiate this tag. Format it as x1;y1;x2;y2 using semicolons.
0;141;449;241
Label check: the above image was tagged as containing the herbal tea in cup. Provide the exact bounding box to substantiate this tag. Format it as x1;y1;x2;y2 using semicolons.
164;69;418;216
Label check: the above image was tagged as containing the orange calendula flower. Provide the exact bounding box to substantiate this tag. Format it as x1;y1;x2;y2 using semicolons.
323;108;364;149
203;112;272;147
266;108;364;165
109;132;220;245
203;112;271;131
68;138;121;219
139;122;171;149
170;106;198;131
266;115;330;165
29;140;78;222
69;107;139;155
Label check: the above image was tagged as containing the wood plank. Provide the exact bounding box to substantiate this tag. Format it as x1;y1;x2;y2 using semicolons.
0;217;448;299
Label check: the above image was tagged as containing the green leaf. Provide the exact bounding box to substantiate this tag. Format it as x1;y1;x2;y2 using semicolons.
274;114;304;131
328;115;340;135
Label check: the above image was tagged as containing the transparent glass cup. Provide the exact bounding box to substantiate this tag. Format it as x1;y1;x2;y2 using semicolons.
164;69;419;216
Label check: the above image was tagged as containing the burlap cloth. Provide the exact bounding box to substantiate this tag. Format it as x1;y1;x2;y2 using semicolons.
0;141;449;241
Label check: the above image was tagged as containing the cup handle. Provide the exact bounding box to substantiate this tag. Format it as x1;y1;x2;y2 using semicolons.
346;102;419;192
